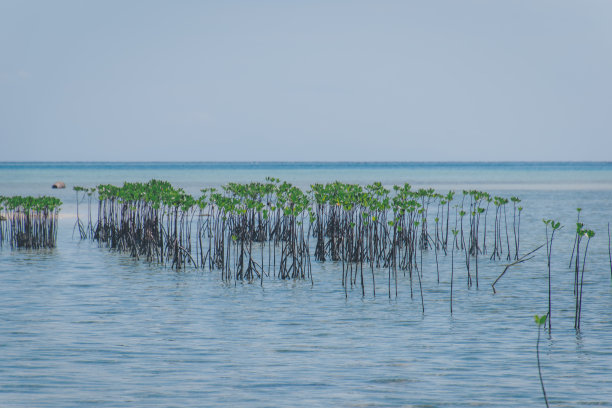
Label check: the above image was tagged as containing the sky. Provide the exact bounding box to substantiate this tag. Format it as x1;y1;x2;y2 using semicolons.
1;0;611;162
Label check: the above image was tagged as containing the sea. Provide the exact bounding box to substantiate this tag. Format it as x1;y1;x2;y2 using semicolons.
1;162;612;407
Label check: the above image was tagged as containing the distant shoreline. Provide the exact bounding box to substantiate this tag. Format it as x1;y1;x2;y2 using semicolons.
1;160;611;164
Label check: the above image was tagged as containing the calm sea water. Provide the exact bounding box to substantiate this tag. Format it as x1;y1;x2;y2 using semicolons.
1;162;612;407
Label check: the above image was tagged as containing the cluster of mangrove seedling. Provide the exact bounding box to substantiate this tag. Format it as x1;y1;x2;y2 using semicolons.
205;179;312;282
88;180;199;270
537;209;598;331
77;178;314;282
73;179;529;295
0;195;61;249
310;183;524;303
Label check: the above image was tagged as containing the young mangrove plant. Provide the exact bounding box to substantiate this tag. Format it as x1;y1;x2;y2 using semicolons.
459;207;471;287
511;196;521;260
473;205;485;288
450;228;458;314
73;186;88;239
534;314;550;408
482;195;493;255
574;224;595;330
543;219;561;332
569;208;582;268
490;196;511;261
443;191;455;252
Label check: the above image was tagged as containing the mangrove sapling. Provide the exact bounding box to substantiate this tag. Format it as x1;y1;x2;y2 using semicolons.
368;217;376;296
573;222;583;296
569;208;582;268
418;217;425;276
470;207;477;289
435;201;441;247
511;197;521;260
196;190;211;269
459;201;466;251
473;206;485;289
482;195;492;255
389;219;397;299
466;192;479;256
534;314;550;408
411;220;425;313
490;198;502;260
459;191;467;250
503;199;512;260
543;219;562;332
444;191;454;252
435;200;443;249
453;205;460;250
450;229;458;314
575;226;595;330
86;188;96;237
73;186;87;239
432;218;440;283
459;209;472;287
418;188;434;250
458;209;472;288
517;206;522;257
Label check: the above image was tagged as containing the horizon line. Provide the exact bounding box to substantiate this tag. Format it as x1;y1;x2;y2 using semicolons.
1;160;612;164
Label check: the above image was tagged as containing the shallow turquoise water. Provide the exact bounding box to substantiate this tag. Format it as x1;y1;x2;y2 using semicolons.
1;162;612;407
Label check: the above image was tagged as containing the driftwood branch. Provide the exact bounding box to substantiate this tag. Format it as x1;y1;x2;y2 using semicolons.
492;244;545;294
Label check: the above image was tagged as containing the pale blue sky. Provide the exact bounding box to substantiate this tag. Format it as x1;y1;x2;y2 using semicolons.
1;0;611;161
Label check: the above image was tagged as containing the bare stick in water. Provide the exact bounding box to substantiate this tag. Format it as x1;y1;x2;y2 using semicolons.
492;244;544;294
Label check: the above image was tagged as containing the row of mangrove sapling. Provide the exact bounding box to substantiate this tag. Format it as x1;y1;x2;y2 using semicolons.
74;179;526;293
78;178;313;282
534;213;597;333
0;195;62;249
91;180;198;270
